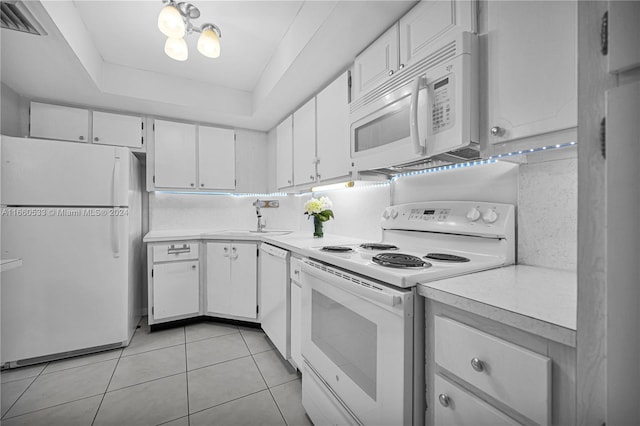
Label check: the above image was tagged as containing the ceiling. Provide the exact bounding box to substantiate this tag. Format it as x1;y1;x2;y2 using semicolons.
1;0;417;131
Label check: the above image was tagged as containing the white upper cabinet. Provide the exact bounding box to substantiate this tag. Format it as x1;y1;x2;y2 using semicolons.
608;1;640;73
152;120;237;191
293;98;317;187
399;0;476;68
198;125;235;190
316;71;350;182
485;0;577;145
353;0;476;101
92;111;143;149
153;120;197;189
30;102;89;143
276;116;294;189
352;24;399;101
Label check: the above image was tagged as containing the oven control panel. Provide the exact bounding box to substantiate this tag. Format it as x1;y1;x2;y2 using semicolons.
381;201;515;239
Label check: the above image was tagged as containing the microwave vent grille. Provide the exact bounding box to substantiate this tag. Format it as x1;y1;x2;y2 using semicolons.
351;39;458;114
357;142;481;179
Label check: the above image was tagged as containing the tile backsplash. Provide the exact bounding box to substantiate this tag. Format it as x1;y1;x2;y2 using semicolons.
148;154;577;271
517;156;577;270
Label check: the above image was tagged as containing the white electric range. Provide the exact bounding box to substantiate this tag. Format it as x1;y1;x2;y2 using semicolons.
300;201;515;426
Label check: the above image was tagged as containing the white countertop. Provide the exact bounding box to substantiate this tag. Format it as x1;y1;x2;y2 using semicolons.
418;265;577;347
143;229;361;257
1;258;23;272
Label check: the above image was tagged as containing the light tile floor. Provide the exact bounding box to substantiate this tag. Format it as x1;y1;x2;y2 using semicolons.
1;318;313;426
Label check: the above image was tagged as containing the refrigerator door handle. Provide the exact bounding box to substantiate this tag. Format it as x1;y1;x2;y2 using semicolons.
111;154;121;258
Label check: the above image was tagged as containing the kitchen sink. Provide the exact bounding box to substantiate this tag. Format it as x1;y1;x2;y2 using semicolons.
203;229;293;237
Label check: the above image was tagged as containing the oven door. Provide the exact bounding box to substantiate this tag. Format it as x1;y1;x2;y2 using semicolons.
301;259;414;426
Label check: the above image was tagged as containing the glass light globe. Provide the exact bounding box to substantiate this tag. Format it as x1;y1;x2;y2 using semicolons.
158;4;185;39
197;28;221;58
164;37;188;61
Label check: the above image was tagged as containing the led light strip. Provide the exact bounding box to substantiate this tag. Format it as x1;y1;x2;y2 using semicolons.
155;142;576;196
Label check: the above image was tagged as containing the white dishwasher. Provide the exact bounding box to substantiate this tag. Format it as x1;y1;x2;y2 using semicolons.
259;243;290;360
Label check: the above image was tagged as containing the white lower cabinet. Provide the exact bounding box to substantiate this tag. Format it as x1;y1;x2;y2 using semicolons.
434;375;519;426
148;242;201;325
289;257;303;369
206;242;258;320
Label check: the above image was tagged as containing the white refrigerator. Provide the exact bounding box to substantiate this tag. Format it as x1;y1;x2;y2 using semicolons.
1;136;143;367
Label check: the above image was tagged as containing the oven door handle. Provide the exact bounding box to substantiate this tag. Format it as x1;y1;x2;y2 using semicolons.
301;261;402;308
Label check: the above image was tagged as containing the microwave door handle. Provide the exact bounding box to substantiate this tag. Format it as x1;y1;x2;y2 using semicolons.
410;76;426;155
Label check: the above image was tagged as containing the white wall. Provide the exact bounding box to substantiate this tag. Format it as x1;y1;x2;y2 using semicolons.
1;83;28;137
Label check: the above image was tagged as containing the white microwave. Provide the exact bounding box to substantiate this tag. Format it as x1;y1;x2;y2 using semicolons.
350;31;479;173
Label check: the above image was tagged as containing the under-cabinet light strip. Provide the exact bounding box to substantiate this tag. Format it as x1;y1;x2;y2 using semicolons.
488;141;577;160
154;141;577;196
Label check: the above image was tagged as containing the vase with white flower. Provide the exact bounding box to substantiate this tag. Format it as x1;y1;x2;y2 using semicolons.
304;196;334;238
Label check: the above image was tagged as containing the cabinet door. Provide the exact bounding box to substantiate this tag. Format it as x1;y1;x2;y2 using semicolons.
153;261;200;320
92;111;143;149
290;281;302;369
486;1;577;143
399;0;475;68
276;116;294;189
608;1;640;73
230;243;258;319
30;102;89;143
198;126;235;190
352;24;399;100
154;120;197;189
317;71;350;182
434;375;520;426
206;242;257;319
293;98;317;186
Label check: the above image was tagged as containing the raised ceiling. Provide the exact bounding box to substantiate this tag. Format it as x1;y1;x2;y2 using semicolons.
1;0;417;131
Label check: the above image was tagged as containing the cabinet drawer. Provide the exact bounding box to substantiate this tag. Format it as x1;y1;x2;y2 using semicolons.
290;257;303;284
153;242;199;262
435;316;550;425
434;374;519;426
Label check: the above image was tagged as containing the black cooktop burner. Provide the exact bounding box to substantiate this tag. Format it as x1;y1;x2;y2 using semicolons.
360;243;399;251
424;253;471;263
372;253;431;269
321;246;354;253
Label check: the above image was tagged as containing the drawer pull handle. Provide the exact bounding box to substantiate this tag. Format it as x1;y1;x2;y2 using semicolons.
168;244;190;255
471;357;485;372
438;394;450;407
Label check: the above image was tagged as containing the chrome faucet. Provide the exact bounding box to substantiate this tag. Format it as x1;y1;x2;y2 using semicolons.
252;199;279;232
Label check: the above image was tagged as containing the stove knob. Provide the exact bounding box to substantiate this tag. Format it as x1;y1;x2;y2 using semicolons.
390;208;399;219
382;209;390;220
466;208;481;222
482;209;498;224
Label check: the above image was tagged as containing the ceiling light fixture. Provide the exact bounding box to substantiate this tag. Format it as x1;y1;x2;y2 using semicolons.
158;0;222;61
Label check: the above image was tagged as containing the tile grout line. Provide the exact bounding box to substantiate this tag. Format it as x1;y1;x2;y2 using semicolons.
1;362;49;420
183;326;191;426
90;349;124;426
239;332;289;426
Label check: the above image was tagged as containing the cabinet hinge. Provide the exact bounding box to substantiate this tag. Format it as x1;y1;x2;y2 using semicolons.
151;268;154;277
347;70;352;104
141;121;144;130
141;136;144;145
153;123;155;131
152;306;154;315
600;11;608;55
600;117;606;159
153;175;155;184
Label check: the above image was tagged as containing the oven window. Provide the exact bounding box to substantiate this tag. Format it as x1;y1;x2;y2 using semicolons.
311;289;377;400
354;103;410;153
